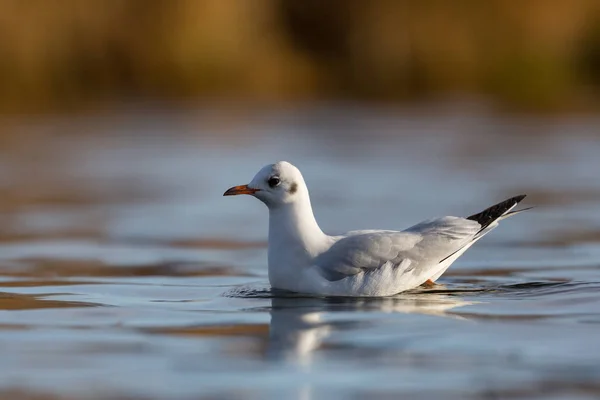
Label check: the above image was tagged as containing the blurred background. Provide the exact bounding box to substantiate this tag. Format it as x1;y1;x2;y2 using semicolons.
1;0;600;113
2;2;600;399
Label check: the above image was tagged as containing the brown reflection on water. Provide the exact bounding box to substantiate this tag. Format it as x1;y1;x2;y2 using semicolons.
0;323;30;330
0;292;100;310
474;379;600;399
527;229;600;247
144;324;269;338
516;188;600;207
0;280;98;288
165;238;266;249
0;233;102;244
0;260;241;278
0;390;74;400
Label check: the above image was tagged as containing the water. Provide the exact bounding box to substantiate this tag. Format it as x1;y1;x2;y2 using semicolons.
1;104;600;399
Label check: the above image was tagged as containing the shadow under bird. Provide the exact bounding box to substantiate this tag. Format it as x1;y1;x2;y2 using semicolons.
224;161;530;297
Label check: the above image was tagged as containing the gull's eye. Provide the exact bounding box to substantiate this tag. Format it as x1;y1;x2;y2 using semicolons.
268;176;281;188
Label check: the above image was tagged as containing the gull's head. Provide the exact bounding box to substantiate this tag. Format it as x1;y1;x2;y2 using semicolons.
223;161;305;208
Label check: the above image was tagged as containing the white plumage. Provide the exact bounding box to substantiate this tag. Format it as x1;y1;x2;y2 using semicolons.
224;161;528;297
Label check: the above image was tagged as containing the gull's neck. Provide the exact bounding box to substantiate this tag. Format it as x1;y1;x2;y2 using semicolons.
268;192;328;257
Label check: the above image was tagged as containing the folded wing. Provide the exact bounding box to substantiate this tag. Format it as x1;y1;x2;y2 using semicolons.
314;216;481;282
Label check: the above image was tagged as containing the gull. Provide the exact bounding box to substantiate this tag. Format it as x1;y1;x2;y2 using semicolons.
224;161;529;297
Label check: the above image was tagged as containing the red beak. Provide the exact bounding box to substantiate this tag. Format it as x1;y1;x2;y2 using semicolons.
223;184;260;196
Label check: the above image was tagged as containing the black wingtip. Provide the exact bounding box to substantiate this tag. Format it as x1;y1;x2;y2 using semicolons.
467;194;527;229
514;194;527;203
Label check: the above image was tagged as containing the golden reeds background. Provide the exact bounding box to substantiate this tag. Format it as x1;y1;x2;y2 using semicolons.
1;0;599;113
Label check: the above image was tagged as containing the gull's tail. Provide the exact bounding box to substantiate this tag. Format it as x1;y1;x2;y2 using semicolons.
437;194;530;265
467;194;530;233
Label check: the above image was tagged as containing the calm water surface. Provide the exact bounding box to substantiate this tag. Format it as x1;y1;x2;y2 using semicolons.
1;105;600;399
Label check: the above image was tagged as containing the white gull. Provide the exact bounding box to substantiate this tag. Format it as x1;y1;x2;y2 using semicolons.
224;161;529;297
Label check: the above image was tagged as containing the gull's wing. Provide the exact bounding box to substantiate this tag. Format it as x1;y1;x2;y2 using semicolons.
314;195;528;284
314;216;481;281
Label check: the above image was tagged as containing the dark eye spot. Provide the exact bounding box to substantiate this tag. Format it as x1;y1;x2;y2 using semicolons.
268;176;280;188
289;182;298;194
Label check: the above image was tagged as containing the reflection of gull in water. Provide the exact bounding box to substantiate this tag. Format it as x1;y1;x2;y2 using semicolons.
266;302;331;364
355;292;476;317
266;292;476;363
262;291;475;400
